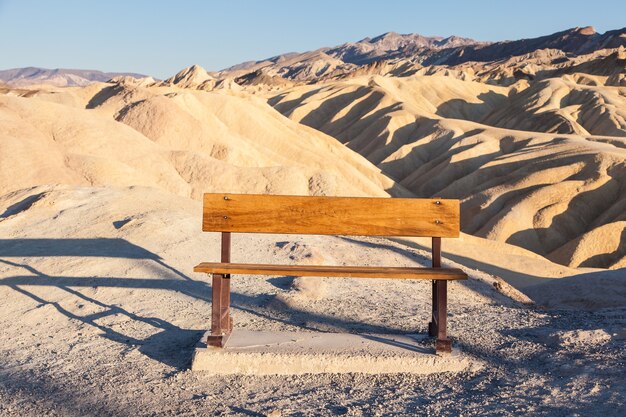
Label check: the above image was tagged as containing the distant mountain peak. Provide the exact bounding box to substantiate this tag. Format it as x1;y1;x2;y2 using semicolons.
369;31;401;42
164;64;213;87
326;31;481;65
576;26;597;35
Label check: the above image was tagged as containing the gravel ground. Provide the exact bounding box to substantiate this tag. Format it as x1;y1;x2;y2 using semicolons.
2;299;624;416
1;214;624;416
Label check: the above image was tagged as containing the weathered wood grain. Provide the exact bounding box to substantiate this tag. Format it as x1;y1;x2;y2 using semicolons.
202;194;460;237
194;262;467;280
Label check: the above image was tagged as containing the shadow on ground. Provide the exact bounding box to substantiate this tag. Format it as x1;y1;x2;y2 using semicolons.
0;238;431;368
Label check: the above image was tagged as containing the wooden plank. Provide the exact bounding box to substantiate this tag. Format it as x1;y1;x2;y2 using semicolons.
202;194;460;237
194;262;467;280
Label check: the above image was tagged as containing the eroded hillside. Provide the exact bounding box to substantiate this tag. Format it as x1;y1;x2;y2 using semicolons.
0;80;405;200
269;74;626;269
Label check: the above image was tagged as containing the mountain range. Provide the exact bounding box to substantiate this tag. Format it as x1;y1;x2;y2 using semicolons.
2;26;625;87
0;67;147;87
218;26;626;82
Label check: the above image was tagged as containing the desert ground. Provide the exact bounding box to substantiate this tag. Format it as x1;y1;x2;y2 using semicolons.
0;185;624;416
1;28;625;416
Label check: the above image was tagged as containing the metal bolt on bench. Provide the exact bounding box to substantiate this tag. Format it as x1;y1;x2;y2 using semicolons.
194;193;468;353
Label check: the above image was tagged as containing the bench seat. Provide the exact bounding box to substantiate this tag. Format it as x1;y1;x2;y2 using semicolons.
194;262;467;280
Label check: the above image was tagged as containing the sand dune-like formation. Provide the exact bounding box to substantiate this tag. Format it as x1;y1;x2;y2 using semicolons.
2;65;624;274
270;75;626;269
482;77;626;136
160;64;215;88
0;82;404;200
2;67;623;271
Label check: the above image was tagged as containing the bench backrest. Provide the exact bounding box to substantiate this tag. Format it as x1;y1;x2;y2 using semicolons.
202;194;460;238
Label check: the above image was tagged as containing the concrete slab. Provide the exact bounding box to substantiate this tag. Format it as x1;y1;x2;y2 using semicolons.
191;330;482;375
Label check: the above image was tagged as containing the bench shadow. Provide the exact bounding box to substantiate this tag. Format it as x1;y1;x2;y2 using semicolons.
381;236;626;312
0;238;191;281
336;236;513;306
1;259;204;370
384;237;552;290
0;238;430;368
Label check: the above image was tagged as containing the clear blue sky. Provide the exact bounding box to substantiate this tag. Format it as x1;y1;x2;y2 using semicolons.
1;0;624;79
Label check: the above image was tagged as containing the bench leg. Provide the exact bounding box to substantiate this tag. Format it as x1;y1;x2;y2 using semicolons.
207;232;233;347
428;237;440;337
427;236;452;353
428;280;437;337
207;273;232;347
433;280;452;353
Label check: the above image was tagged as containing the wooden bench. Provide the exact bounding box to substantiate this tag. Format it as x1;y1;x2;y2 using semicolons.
194;193;467;353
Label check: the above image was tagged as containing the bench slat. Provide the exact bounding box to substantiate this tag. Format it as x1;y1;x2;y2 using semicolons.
194;262;467;280
202;194;460;237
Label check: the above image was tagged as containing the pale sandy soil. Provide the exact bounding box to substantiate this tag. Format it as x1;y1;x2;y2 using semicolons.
0;186;624;416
